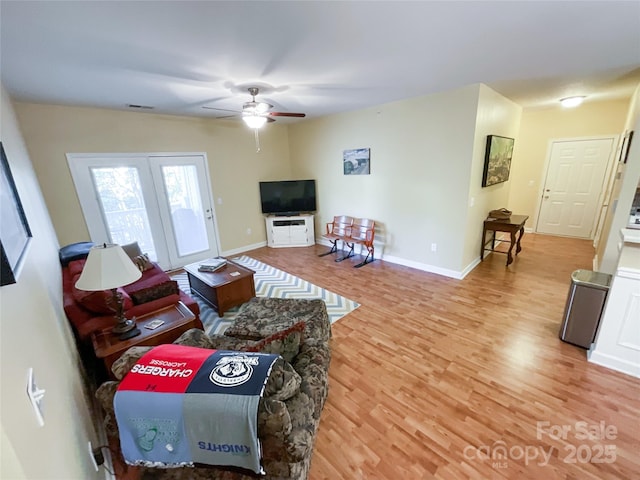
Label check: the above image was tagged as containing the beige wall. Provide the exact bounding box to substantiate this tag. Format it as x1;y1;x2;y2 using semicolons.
12;87;633;279
462;84;522;270
13;103;292;252
289;83;521;275
289;84;485;275
0;85;101;479
508;99;629;228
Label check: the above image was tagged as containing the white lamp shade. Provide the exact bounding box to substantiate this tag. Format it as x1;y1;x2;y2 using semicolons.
242;114;267;129
75;244;142;291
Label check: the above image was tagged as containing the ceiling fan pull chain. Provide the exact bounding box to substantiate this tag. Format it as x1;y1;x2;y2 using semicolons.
254;129;261;153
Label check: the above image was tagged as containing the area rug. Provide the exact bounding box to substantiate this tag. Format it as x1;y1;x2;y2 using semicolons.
172;255;359;335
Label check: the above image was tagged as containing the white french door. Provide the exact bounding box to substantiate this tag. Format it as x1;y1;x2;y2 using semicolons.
67;153;220;270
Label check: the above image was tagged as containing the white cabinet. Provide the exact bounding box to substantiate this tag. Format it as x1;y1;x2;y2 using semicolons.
588;232;640;378
265;215;315;248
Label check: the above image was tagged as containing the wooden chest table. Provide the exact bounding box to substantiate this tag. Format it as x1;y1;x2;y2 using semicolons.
91;301;201;376
183;258;256;317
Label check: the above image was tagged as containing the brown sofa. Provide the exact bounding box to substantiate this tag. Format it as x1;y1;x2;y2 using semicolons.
96;297;331;480
60;242;200;342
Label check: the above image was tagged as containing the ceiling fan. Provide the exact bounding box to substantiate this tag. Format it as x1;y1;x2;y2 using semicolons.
203;87;306;129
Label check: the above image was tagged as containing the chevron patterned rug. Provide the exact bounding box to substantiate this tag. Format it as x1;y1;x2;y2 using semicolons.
172;255;359;335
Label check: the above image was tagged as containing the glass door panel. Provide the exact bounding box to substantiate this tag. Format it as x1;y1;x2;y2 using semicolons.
90;166;158;260
161;165;209;256
150;155;219;267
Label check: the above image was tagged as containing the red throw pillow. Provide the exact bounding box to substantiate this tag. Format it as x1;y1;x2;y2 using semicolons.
67;259;86;278
71;273;134;314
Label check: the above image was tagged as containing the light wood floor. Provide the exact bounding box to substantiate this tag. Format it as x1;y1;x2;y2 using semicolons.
246;235;640;480
114;234;640;479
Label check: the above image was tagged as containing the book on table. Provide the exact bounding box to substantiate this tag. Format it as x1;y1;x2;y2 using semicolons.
198;257;227;272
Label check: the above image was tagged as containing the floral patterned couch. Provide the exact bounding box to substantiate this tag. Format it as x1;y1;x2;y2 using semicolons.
96;297;331;480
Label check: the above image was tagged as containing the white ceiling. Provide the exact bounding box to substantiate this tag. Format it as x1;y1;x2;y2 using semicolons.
1;1;639;123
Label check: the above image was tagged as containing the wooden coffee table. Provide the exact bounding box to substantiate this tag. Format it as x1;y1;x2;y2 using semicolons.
91;301;202;376
184;258;256;317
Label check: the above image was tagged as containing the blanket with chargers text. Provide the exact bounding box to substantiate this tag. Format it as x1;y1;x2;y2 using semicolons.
114;344;279;474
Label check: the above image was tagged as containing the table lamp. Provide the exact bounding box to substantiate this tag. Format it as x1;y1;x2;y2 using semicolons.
75;243;143;339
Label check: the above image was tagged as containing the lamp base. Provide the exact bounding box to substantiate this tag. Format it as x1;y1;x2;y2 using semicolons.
112;317;141;340
118;326;141;340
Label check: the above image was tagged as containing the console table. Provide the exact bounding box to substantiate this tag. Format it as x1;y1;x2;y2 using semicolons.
265;214;315;248
481;214;529;266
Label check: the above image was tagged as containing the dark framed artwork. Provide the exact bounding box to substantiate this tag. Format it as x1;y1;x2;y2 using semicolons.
0;142;32;286
482;135;515;187
343;148;370;175
620;130;634;164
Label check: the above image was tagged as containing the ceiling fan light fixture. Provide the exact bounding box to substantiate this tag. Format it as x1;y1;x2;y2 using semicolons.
560;96;586;108
243;114;267;129
255;102;271;113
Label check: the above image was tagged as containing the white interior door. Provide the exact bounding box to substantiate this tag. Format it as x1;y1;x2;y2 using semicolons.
68;153;219;270
536;138;614;238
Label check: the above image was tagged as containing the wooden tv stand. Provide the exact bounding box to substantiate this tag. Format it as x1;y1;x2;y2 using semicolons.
265;214;315;248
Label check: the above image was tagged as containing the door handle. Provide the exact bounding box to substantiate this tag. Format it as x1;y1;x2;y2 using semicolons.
544;196;549;199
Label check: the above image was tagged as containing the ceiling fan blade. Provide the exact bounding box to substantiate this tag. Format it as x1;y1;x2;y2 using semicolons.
202;106;241;113
267;112;306;118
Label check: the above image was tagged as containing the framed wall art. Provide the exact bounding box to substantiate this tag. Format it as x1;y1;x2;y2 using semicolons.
0;142;32;286
343;148;370;175
482;135;515;187
620;130;634;164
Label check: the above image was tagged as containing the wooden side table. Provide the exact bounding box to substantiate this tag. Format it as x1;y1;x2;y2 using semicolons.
91;301;202;377
481;214;529;266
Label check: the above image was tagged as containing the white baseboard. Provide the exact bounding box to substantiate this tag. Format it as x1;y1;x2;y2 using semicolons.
380;254;465;279
315;237;467;279
222;241;267;257
587;350;640;379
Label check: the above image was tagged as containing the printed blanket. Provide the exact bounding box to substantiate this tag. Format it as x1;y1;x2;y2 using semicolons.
114;344;279;474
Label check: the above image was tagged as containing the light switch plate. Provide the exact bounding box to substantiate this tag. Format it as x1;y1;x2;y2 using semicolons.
27;368;45;427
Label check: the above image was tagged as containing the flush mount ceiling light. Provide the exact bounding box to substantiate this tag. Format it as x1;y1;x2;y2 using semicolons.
560;96;586;108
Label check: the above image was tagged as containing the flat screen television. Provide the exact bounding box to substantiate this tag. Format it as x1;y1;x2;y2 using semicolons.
259;179;317;216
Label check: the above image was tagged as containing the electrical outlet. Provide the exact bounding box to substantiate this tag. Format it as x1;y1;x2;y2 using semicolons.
88;441;99;472
246;228;252;235
431;243;437;252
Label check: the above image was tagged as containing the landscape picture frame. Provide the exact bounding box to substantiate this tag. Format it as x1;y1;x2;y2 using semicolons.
482;135;515;187
343;148;371;175
0;142;32;286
